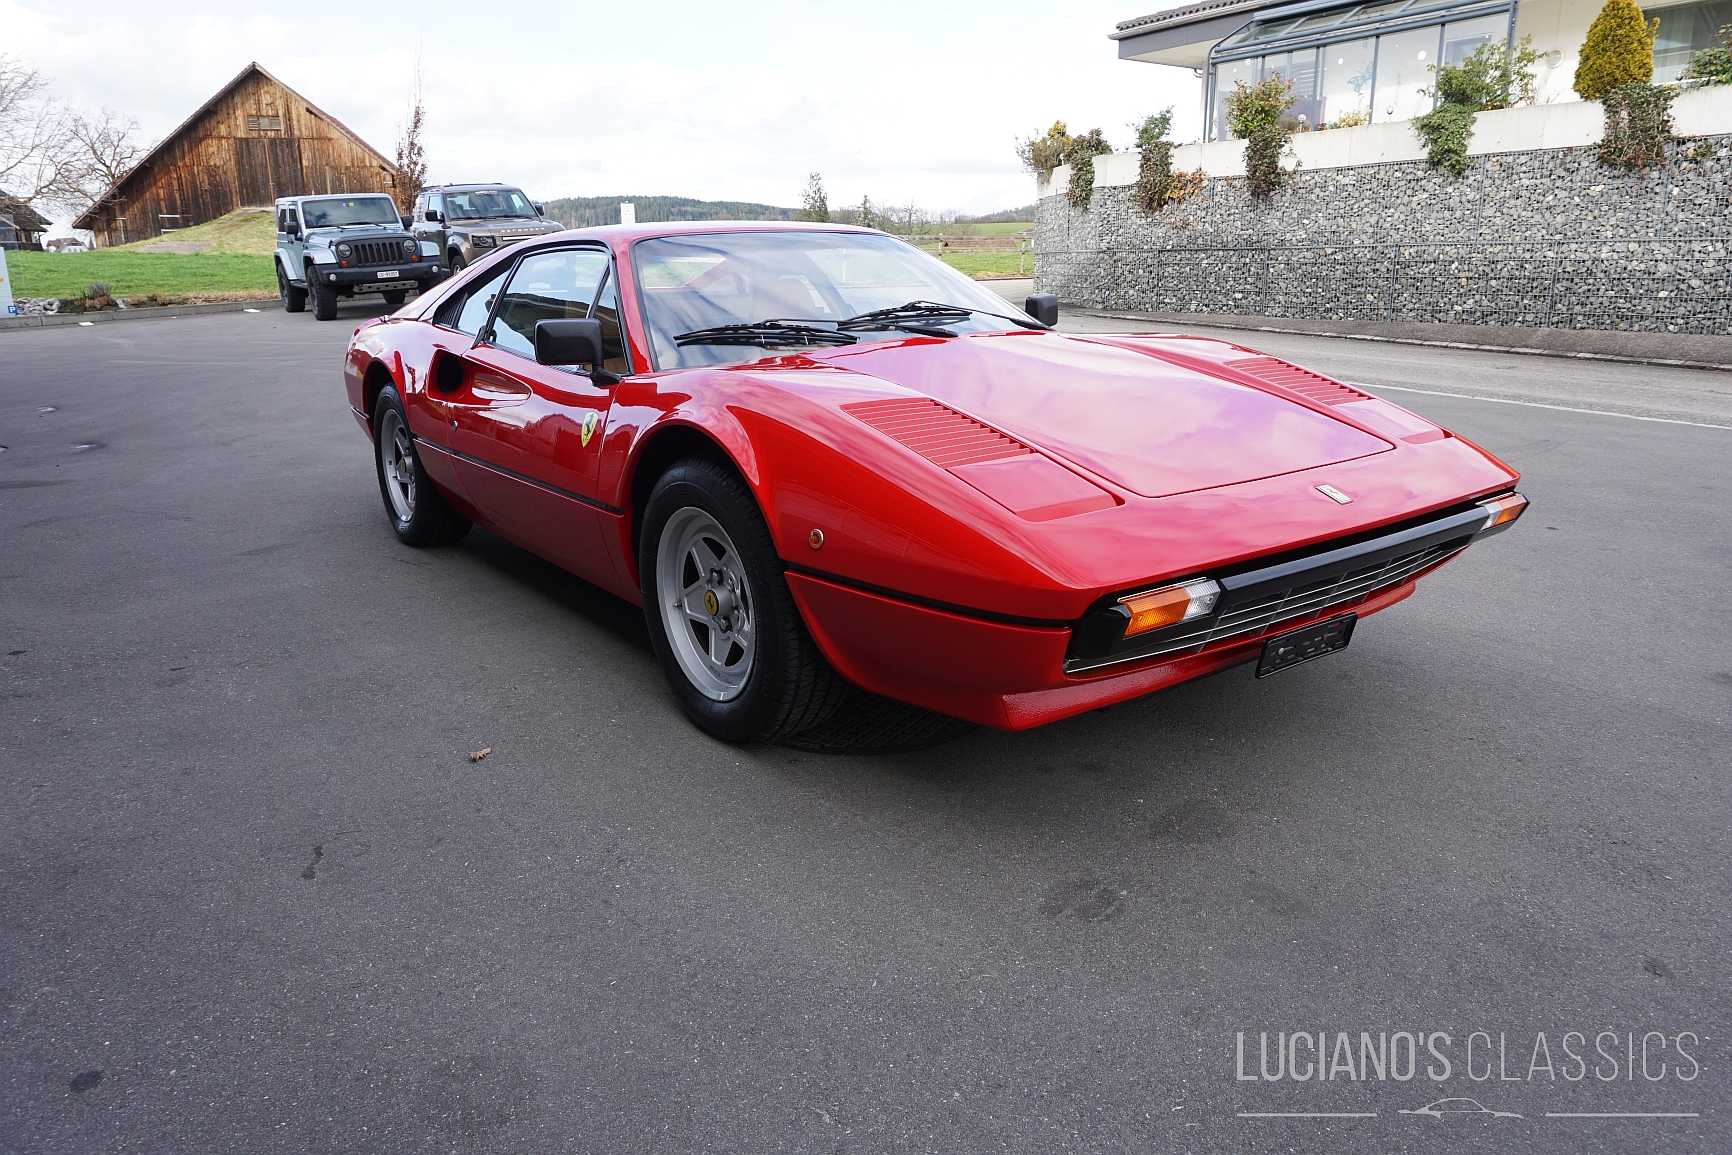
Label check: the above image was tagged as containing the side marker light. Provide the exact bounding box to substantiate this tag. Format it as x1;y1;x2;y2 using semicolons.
1119;577;1221;637
1478;492;1527;530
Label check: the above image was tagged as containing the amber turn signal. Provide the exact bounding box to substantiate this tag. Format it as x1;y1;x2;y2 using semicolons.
1478;492;1527;529
1119;577;1221;638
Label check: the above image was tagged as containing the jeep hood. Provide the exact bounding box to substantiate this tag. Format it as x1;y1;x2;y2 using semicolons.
818;331;1392;499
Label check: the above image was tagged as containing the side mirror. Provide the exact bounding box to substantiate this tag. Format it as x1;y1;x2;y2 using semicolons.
426;209;443;224
285;221;301;238
399;214;413;229
533;203;545;216
1025;293;1059;328
535;319;620;385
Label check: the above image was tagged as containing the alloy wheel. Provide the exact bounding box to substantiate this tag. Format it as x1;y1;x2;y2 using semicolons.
379;409;416;523
657;507;756;701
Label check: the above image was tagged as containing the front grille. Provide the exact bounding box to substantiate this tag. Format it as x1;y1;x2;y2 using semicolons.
349;239;410;267
1064;538;1469;673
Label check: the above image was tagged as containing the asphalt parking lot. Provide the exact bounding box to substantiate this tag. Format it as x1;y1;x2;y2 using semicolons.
2;299;1728;1154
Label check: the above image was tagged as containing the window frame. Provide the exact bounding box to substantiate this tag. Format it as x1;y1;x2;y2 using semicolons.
458;242;634;379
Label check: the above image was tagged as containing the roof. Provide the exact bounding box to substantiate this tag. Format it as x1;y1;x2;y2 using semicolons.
550;219;884;245
73;62;400;230
1111;0;1273;38
0;196;51;231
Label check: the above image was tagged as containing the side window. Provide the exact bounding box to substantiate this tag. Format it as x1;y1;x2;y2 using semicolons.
426;193;443;221
277;207;288;231
285;208;299;231
491;249;610;361
436;263;512;337
591;270;630;375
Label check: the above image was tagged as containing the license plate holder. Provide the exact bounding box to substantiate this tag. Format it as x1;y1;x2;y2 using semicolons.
376;270;400;278
1255;613;1357;678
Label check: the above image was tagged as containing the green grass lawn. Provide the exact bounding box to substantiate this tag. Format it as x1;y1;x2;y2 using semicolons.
940;252;1034;279
6;251;276;299
956;221;1035;235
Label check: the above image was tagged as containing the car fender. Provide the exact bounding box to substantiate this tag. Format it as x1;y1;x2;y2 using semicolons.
273;246;303;283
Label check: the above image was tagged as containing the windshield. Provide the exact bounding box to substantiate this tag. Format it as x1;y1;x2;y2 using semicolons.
444;187;537;220
299;197;400;228
634;230;1039;369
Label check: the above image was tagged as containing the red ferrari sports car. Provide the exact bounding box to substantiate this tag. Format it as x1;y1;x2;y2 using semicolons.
343;221;1525;744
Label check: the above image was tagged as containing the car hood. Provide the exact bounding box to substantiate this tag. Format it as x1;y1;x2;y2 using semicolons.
451;218;560;234
304;225;409;241
816;331;1393;498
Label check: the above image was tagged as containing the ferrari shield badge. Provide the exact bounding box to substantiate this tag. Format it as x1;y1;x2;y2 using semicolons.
1315;484;1353;504
580;411;600;447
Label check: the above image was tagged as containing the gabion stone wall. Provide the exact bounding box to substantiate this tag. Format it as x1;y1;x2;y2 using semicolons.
1034;137;1732;334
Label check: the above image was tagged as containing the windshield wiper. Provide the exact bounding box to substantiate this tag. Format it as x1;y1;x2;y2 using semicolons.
674;320;858;349
840;299;1049;332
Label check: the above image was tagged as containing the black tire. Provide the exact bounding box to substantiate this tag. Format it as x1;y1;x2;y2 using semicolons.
448;252;467;276
310;272;338;321
373;386;471;547
382;289;407;306
277;262;306;313
640;457;847;744
778;685;980;755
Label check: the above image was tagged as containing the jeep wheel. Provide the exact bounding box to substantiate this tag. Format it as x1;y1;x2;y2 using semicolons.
309;272;338;321
277;263;306;313
382;289;407;306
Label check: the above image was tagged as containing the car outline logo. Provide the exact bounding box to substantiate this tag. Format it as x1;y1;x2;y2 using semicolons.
1397;1097;1523;1119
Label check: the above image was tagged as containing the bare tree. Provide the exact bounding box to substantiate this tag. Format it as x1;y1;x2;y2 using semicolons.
0;54;79;205
393;65;428;212
60;107;143;214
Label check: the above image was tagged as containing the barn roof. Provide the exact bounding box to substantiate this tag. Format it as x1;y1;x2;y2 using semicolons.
73;62;400;230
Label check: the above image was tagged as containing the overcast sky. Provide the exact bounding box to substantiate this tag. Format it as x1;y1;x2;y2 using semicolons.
5;0;1201;218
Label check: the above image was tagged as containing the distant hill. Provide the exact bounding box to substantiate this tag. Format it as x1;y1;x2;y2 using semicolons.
960;204;1036;224
542;196;796;228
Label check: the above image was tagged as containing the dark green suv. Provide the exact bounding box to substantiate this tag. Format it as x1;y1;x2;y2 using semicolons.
411;184;563;274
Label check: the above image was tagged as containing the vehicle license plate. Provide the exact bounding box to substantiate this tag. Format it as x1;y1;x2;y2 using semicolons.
1255;613;1356;678
376;270;400;278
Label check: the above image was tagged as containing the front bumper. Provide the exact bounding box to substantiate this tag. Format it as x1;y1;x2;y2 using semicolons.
315;262;441;288
787;494;1525;730
788;570;1420;730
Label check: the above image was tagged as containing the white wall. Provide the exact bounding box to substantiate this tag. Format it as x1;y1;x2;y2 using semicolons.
1037;83;1732;190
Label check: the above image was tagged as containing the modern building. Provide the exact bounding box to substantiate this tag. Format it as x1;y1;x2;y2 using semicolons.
73;62;402;248
1112;0;1732;140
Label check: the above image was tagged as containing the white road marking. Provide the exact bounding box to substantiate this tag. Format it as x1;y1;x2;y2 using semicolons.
1237;1111;1379;1118
1545;1112;1699;1118
1355;383;1732;431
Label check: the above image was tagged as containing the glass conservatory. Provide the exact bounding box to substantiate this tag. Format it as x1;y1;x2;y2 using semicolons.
1204;0;1516;139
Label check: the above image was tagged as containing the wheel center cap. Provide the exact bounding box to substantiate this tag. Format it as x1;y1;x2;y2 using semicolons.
704;589;719;616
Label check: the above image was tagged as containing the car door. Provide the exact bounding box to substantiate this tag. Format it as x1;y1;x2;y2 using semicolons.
277;205;303;277
446;246;622;587
415;192;447;258
413;260;515;505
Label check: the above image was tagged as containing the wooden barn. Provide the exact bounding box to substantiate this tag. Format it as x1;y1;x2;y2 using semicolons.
74;63;402;248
